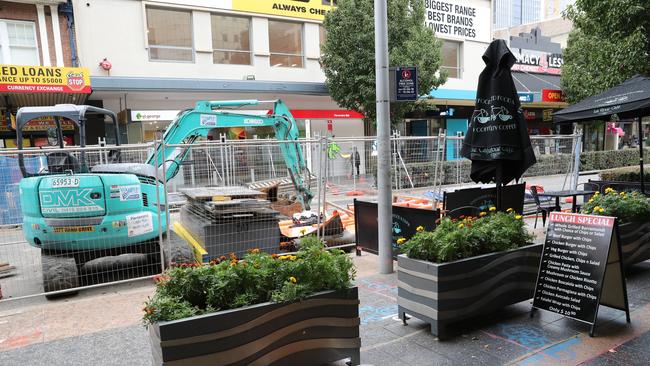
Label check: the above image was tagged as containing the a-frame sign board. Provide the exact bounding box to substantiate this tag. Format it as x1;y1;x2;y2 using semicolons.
531;212;631;336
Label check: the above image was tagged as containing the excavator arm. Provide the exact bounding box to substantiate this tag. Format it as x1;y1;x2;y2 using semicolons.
145;100;314;210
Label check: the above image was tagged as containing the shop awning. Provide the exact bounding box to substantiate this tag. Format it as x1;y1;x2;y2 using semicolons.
0;92;88;108
511;72;561;96
553;74;650;123
90;76;329;95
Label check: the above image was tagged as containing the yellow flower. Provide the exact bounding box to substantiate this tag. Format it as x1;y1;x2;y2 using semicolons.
598;207;605;213
289;276;297;284
605;187;615;194
588;198;594;203
479;212;487;217
278;255;288;260
396;237;406;245
593;206;601;212
594;191;600;196
515;215;523;220
506;208;514;213
458;223;465;229
489;206;496;212
416;226;425;232
620;192;626;196
289;255;297;261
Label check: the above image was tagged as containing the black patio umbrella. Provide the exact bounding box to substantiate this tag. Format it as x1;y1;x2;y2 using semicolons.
554;74;650;193
461;39;537;209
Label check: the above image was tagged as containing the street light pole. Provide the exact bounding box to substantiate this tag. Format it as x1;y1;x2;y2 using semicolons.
375;0;393;274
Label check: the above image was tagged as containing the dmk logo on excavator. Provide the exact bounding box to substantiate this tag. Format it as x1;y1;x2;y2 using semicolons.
40;188;103;214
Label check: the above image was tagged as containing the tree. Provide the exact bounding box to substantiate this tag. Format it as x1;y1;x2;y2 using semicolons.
561;0;650;103
321;0;446;130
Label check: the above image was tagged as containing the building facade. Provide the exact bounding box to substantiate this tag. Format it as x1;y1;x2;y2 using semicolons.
71;0;364;145
410;0;492;159
493;0;541;29
0;0;97;148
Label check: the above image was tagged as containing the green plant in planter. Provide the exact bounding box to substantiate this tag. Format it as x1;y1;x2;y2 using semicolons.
400;209;533;263
581;188;650;223
142;237;356;325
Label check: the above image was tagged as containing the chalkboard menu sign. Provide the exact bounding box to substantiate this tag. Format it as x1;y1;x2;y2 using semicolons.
353;199;440;259
532;212;631;336
444;183;525;214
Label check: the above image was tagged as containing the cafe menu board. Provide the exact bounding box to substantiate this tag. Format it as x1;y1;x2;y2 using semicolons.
532;212;630;333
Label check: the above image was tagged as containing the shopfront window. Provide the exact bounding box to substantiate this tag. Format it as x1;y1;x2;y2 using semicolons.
441;40;461;79
319;25;327;54
0;20;39;65
582;121;605;152
146;7;193;62
212;14;251;65
269;20;303;68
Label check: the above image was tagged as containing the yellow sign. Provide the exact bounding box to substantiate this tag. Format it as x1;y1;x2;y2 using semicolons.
543;109;553;122
54;226;95;233
232;0;336;21
0;111;75;132
0;64;91;94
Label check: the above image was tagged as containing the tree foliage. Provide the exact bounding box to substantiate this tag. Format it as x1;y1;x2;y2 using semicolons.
561;0;650;103
321;0;446;127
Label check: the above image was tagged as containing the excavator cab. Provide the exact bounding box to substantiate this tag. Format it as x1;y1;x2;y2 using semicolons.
15;104;121;177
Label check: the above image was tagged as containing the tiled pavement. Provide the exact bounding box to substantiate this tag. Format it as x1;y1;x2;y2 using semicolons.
1;253;650;365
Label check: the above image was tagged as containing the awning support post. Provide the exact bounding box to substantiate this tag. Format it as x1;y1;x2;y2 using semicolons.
639;117;645;194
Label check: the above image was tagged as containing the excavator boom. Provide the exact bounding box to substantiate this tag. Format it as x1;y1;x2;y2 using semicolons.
145;100;313;210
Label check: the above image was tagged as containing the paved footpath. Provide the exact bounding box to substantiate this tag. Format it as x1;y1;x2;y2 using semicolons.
1;253;650;366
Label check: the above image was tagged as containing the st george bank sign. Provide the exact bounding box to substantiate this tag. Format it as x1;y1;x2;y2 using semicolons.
0;65;91;94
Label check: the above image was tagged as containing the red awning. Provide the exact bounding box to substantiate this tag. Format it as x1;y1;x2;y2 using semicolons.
289;110;364;119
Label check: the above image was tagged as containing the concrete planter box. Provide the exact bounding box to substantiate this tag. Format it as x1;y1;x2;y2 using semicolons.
619;221;650;267
148;287;360;366
397;244;543;339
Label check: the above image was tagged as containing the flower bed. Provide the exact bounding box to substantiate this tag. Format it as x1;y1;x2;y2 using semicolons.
582;188;650;266
144;238;359;365
397;210;542;338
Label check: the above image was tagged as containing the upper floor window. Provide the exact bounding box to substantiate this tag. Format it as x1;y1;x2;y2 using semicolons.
268;20;303;68
212;14;251;65
0;20;39;65
441;40;461;79
319;25;327;55
146;7;193;62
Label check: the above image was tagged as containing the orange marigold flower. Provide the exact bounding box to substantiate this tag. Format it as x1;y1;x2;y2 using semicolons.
229;253;238;260
219;255;227;261
271;253;279;259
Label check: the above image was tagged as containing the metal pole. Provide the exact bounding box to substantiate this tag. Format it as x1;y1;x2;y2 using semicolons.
316;137;323;240
572;134;582;191
639;117;645;194
375;0;393;274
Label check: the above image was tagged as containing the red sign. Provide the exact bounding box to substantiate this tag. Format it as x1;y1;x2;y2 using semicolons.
0;65;91;94
542;89;565;102
523;110;537;120
327;120;333;132
289;110;364;119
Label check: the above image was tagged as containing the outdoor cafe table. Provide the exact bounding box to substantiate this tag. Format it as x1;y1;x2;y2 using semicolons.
538;189;597;213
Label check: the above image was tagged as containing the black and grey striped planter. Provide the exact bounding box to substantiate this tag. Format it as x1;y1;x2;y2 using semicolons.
148;287;360;366
397;244;543;339
619;221;650;267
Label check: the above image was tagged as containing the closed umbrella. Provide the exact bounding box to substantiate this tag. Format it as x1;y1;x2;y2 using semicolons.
461;40;537;208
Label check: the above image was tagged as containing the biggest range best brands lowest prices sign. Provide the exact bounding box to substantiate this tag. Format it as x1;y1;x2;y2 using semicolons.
425;0;491;43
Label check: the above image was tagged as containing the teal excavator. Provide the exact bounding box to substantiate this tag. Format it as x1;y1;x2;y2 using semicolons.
17;100;313;295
